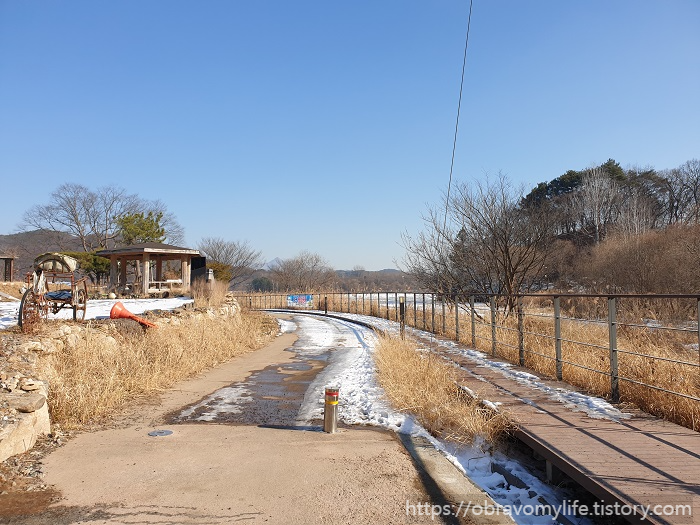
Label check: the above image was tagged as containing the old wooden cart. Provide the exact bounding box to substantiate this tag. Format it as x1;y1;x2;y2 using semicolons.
18;253;88;331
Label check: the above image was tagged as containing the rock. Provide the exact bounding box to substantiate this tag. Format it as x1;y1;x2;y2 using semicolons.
6;392;46;413
0;403;50;462
18;341;42;353
19;379;42;392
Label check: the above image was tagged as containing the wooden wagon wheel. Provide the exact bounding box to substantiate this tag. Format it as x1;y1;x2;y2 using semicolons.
18;289;41;331
73;280;88;322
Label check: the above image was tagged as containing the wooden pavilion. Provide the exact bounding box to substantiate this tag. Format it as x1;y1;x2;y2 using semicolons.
99;242;203;296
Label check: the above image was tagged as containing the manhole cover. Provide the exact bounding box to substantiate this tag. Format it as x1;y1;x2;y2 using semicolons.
148;429;173;437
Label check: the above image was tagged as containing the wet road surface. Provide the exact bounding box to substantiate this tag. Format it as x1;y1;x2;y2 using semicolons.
172;313;367;428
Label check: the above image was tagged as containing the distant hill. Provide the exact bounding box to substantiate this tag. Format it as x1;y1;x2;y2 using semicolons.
262;258;283;271
0;230;84;280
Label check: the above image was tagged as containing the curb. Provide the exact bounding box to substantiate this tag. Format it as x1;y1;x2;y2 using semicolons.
398;433;516;525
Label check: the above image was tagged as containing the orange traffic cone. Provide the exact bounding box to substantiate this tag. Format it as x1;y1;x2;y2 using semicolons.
110;301;158;328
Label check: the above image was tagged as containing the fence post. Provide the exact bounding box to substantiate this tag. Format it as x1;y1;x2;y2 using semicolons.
399;296;405;339
442;298;446;335
413;293;417;328
554;296;563;381
518;295;525;366
490;296;497;357
455;296;460;342
385;292;390;320
608;297;620;403
470;295;476;347
422;293;426;330
431;294;436;334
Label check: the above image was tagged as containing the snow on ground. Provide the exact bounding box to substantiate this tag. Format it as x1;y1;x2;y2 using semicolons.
280;310;610;524
276;318;297;334
294;315;405;430
0;296;194;331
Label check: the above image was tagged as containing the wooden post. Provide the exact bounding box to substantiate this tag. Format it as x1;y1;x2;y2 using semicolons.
156;257;163;289
181;256;192;291
142;253;150;296
109;255;118;291
119;257;127;290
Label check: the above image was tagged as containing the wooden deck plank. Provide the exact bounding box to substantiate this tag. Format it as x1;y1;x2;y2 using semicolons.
420;334;700;525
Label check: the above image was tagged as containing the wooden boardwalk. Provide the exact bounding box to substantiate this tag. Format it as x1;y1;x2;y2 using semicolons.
435;338;700;525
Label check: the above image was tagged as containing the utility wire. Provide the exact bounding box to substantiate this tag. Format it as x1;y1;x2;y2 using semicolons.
443;0;474;232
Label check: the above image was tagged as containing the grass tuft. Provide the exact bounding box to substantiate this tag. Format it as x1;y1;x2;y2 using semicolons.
375;334;513;445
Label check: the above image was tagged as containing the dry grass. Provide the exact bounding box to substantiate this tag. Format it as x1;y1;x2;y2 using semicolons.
0;281;23;301
190;279;230;308
375;334;513;445
40;310;278;428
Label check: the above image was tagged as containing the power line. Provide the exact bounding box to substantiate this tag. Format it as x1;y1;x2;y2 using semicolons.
443;0;474;232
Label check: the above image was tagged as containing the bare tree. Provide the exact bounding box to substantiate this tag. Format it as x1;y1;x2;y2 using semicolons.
679;159;700;224
656;161;700;226
570;167;621;244
615;187;657;239
21;183;105;251
198;237;263;287
401;207;455;293
269;251;336;292
403;175;556;313
20;183;184;251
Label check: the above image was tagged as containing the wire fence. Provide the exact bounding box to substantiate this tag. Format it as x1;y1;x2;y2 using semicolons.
236;291;700;431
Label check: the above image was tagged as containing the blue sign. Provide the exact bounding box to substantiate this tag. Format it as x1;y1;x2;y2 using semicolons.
287;294;313;308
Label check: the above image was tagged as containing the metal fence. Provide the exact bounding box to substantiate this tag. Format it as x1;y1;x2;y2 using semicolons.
237;291;700;430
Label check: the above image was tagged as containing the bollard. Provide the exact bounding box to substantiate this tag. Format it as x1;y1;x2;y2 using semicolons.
324;386;339;433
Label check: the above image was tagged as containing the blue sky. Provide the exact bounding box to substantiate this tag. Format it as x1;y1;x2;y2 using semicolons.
1;1;698;270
